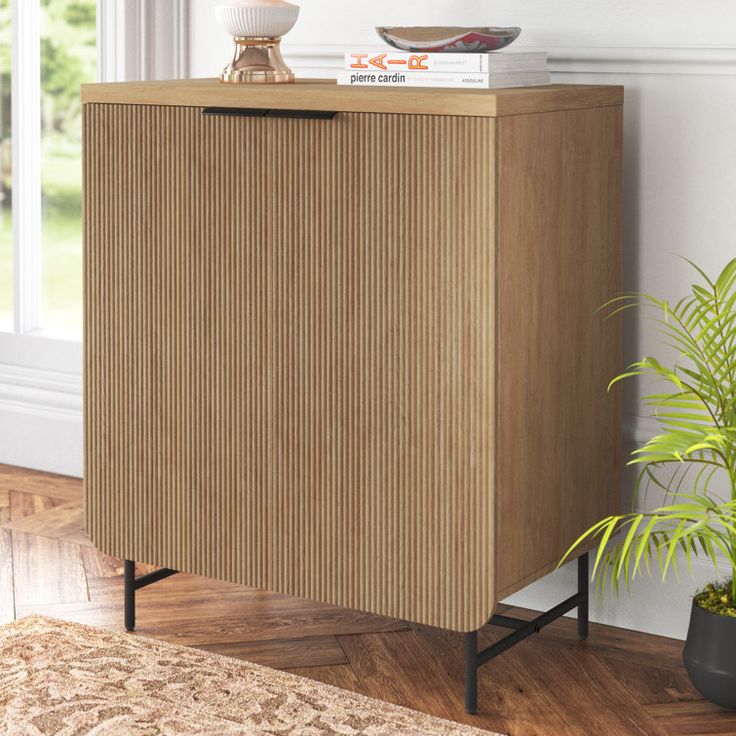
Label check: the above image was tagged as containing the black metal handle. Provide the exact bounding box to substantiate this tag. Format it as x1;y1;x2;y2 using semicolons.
202;107;336;120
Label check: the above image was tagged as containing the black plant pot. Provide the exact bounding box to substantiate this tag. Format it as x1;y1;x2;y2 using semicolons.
683;600;736;709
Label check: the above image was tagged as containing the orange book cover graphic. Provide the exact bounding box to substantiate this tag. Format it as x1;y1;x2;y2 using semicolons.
345;52;492;73
344;51;547;74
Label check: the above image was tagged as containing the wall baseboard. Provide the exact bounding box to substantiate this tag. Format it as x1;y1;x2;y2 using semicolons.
504;553;717;641
283;44;736;76
0;407;82;478
0;362;82;477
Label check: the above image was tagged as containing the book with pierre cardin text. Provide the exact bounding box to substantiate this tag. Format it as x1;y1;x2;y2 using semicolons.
337;69;551;89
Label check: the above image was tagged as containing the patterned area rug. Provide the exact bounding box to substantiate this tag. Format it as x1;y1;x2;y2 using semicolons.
0;616;501;735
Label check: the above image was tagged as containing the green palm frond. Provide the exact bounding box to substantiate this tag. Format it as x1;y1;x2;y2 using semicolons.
564;258;736;604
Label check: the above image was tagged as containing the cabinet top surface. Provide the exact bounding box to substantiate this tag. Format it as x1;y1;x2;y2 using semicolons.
81;78;623;118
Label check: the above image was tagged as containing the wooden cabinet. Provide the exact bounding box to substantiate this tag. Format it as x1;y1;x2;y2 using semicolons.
83;80;622;633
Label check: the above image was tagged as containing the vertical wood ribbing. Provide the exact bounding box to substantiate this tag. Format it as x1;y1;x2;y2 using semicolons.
84;105;496;632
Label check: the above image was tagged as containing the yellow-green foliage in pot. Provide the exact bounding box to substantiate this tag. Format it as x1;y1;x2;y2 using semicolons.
563;258;736;709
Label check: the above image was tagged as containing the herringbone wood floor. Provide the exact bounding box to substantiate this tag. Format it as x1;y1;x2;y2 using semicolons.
1;463;735;736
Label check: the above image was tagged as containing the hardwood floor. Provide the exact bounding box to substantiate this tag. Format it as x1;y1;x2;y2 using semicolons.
1;463;735;736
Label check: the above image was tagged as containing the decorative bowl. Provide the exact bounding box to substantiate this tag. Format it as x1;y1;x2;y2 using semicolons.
215;1;299;39
376;26;521;53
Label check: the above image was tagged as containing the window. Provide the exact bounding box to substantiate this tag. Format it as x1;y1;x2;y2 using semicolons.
0;0;11;331
1;0;189;352
0;0;95;341
41;0;96;336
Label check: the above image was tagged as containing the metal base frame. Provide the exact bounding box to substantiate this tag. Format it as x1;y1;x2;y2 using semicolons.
464;552;590;714
123;554;588;714
124;559;179;631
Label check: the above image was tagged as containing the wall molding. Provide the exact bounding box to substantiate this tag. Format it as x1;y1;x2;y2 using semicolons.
548;46;736;75
0;363;82;420
284;44;736;76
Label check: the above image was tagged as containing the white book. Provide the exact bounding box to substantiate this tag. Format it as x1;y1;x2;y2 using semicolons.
344;50;548;74
337;70;552;89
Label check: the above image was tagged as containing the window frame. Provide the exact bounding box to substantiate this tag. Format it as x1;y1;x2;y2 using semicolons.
4;0;190;360
10;0;41;335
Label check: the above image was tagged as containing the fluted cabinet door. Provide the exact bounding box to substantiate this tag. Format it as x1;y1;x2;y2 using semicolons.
84;105;496;632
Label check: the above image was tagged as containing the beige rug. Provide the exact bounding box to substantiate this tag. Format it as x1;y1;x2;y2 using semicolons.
0;616;501;735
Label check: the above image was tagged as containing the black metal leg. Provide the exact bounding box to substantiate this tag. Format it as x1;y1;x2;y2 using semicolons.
464;631;478;714
124;559;136;631
577;552;589;641
463;552;590;713
124;560;178;631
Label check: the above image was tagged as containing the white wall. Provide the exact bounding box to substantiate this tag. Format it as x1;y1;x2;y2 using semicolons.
191;2;736;639
191;1;736;60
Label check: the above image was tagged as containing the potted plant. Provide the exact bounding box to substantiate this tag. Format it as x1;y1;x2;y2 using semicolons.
563;258;736;709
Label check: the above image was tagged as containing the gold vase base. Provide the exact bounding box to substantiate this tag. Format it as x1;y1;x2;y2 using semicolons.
220;37;295;84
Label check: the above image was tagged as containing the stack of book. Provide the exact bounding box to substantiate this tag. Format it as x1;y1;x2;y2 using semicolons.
337;50;550;89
